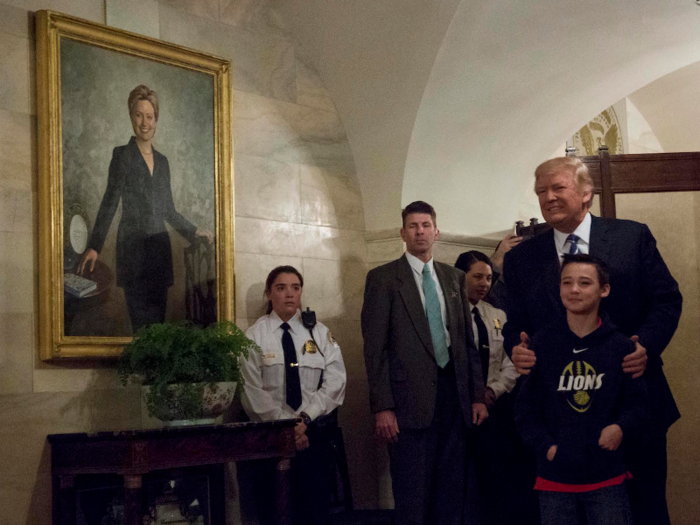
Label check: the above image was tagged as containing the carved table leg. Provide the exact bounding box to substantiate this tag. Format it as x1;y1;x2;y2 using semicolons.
275;458;292;525
123;474;143;525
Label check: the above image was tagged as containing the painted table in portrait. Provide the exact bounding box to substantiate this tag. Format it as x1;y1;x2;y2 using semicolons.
36;11;234;359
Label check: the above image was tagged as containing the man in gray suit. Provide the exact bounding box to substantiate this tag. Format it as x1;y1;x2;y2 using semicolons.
362;201;488;525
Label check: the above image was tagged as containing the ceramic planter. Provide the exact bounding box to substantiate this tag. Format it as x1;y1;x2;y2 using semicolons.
142;381;237;426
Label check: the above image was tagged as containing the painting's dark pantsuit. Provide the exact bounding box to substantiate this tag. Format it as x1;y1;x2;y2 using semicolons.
88;137;196;331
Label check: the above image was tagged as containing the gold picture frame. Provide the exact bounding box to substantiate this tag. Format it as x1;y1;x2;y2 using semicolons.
36;11;234;360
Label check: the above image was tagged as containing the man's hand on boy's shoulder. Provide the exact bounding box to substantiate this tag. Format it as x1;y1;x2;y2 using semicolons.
513;332;647;378
622;335;648;379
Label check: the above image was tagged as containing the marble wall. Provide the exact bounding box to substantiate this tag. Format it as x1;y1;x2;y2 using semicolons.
615;193;700;525
367;228;500;269
0;0;372;522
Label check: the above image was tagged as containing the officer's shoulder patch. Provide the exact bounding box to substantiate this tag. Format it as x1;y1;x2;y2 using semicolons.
327;331;338;345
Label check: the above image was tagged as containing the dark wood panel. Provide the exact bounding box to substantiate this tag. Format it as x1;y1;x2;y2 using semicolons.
580;156;603;191
610;155;700;193
581;152;700;193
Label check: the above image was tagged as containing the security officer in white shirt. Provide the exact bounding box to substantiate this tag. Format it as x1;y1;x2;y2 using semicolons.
241;265;346;525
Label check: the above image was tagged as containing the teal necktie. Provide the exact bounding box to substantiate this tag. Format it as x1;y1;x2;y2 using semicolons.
422;264;449;368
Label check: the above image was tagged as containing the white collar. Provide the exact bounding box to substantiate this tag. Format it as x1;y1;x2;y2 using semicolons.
471;299;488;315
553;212;591;253
269;309;302;333
405;251;434;276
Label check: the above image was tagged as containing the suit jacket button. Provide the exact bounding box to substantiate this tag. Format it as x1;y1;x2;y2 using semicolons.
431;381;436;387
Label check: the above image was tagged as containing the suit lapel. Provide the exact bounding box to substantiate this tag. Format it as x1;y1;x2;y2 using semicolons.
127;138;153;195
588;215;611;261
539;230;563;310
435;262;460;343
397;255;435;359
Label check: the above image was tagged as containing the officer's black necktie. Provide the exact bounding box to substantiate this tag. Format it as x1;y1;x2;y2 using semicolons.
281;322;302;411
472;307;490;384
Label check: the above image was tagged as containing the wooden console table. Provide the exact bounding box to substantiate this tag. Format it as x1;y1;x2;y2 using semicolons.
48;419;297;525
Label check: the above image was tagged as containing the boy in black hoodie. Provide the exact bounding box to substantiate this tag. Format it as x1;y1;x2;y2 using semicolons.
515;254;647;525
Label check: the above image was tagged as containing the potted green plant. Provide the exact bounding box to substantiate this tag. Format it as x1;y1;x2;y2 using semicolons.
118;321;259;425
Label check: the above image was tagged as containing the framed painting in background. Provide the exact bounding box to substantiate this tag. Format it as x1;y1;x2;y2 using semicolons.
36;11;234;360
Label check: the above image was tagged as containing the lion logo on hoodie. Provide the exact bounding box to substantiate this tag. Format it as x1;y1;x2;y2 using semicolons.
557;360;605;413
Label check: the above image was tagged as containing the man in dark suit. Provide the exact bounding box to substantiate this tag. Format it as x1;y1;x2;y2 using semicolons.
362;200;488;525
503;157;682;525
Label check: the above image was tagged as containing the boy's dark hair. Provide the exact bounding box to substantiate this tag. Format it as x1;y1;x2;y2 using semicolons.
561;253;609;287
454;250;493;274
401;201;437;227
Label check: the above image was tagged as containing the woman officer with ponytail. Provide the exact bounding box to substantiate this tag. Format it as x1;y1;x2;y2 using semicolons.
240;265;346;525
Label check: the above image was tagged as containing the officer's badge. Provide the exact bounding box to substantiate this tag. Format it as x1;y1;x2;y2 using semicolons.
304;340;318;354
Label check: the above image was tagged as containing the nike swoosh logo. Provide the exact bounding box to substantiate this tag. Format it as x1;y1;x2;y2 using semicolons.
573;348;589;354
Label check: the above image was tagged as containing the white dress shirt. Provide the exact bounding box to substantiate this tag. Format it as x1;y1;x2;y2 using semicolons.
405;251;451;347
241;310;346;422
553;212;591;262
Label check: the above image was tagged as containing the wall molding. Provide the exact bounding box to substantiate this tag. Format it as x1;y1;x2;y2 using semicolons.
365;228;502;266
365;228;500;249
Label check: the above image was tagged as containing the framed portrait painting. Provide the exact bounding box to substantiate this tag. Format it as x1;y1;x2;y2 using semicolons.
36;11;234;360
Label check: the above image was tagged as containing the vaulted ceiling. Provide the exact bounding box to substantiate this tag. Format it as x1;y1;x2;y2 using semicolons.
275;0;700;235
629;59;700;154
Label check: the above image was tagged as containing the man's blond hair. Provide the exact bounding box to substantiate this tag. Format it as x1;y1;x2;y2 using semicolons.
534;157;594;209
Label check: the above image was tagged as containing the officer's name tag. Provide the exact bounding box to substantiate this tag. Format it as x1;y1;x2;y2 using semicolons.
262;353;276;359
304;340;318;354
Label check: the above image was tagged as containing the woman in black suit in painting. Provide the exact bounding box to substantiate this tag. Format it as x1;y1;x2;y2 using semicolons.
80;84;213;333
